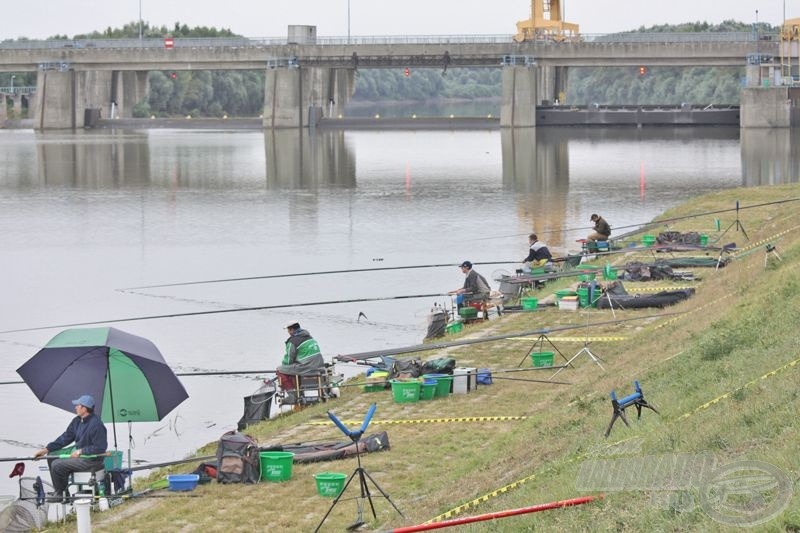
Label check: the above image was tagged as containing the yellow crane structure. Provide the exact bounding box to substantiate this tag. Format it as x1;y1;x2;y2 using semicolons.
780;17;800;85
514;0;579;42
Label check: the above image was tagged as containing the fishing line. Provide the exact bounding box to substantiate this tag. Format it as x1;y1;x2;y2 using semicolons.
467;197;800;242
117;261;517;291
0;292;451;335
0;314;682;386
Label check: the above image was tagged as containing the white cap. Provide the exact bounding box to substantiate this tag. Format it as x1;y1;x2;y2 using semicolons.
285;320;300;329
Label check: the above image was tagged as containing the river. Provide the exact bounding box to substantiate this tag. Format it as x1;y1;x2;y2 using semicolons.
0;123;797;496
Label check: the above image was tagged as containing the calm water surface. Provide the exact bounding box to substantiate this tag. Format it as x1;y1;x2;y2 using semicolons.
0;125;797;494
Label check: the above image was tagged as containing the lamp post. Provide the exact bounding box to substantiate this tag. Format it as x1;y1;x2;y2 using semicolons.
347;0;351;44
138;0;143;42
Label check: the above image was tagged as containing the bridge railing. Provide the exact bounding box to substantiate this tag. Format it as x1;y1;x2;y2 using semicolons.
0;32;780;50
0;86;35;95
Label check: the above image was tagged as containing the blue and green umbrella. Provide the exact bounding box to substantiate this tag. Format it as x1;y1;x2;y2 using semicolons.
17;327;189;448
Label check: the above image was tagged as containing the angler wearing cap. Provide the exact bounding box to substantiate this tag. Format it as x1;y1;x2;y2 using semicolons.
448;261;491;307
276;321;325;400
588;213;611;242
33;394;107;500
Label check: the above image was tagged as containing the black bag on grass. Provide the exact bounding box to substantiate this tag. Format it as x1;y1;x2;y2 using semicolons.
215;431;260;484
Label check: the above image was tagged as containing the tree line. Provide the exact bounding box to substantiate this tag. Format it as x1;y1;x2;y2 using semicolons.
2;20;779;117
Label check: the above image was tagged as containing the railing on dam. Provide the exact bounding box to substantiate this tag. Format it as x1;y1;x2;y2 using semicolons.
0;32;778;50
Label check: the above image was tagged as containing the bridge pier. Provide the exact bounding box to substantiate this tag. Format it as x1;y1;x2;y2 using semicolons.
501;66;538;127
263;66;354;129
34;68;148;129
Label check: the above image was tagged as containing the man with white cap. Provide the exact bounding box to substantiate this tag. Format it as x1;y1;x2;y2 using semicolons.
33;394;108;501
276;321;325;403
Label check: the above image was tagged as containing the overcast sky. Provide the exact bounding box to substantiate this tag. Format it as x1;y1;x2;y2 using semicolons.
0;1;791;40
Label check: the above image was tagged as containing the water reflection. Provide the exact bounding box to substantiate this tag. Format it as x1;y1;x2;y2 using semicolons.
35;130;150;187
740;129;800;185
265;129;355;189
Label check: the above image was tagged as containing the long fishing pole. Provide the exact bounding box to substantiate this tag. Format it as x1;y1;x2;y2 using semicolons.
0;292;451;335
125;454;216;473
469;197;800;242
335;311;684;362
118;261;517;291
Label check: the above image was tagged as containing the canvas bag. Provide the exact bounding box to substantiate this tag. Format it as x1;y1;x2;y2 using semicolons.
215;431;261;483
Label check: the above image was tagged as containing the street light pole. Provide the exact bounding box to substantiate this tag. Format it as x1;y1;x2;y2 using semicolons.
138;0;143;42
347;0;351;44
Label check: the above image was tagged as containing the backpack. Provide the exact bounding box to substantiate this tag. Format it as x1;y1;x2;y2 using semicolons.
215;431;261;484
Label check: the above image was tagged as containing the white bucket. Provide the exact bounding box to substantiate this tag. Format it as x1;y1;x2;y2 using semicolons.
74;496;92;533
452;368;477;394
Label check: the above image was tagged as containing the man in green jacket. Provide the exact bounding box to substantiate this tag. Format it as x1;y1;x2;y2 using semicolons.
276;321;325;402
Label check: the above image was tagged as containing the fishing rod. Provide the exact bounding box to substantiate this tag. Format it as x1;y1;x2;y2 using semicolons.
488;376;571;385
335;311;684;362
0;453;110;463
0;292;452;335
125;454;216;473
118;261;517;291
469;197;800;242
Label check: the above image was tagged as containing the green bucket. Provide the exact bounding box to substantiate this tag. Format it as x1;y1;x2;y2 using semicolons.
458;306;478;319
642;235;656;247
445;321;464;334
423;374;452;397
260;451;295;482
390;379;420;403
576;287;590;307
555;289;577;300
521;297;538;310
700;234;709;246
421;381;437;400
530;351;555;367
314;472;347;497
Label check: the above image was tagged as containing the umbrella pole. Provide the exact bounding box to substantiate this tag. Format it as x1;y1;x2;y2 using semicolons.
107;353;118;450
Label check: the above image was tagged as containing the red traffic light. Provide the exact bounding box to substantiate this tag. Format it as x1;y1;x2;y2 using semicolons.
638;66;648;76
404;67;410;77
170;72;177;80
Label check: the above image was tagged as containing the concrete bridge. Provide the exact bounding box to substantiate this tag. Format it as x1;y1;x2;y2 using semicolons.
0;31;785;129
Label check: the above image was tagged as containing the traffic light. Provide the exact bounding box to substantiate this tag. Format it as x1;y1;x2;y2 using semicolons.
638;66;648;77
170;72;177;80
404;67;410;77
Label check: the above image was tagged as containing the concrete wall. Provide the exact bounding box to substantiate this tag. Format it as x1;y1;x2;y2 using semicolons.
501;66;538;128
263;67;355;128
740;87;792;128
36;70;76;129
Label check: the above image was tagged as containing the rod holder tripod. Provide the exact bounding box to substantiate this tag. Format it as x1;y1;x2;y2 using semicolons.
315;404;403;532
604;381;659;438
517;332;570;369
717;200;749;242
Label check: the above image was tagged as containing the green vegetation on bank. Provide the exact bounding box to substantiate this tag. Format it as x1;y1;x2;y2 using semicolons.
54;184;800;531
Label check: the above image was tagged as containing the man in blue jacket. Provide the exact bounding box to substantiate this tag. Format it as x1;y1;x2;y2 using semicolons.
33;394;108;500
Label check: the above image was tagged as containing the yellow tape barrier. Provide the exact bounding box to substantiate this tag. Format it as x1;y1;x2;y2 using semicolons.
427;352;800;523
627;286;696;293
308;416;528;427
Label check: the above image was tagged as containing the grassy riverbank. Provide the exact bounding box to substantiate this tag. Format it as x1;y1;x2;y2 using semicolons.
63;184;800;531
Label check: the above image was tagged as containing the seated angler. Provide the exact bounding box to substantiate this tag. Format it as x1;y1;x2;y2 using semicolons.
587;214;611;243
33;394;107;502
276;321;325;404
522;233;554;272
448;261;491;309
